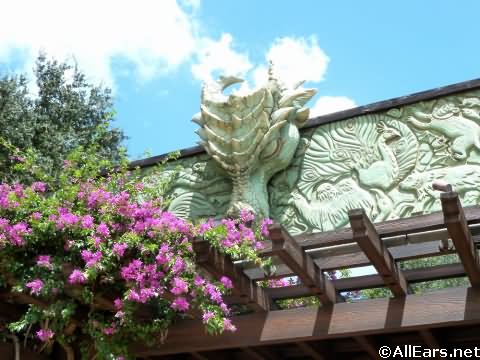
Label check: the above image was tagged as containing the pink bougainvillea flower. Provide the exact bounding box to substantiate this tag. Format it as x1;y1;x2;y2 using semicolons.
26;279;44;295
81;250;102;268
260;218;273;237
239;209;255;223
202;311;215;323
170;277;188;295
113;243;128;257
36;255;52;269
36;328;54;342
220;276;233;289
31;182;46;193
68;269;87;284
223;318;237;332
171;297;189;312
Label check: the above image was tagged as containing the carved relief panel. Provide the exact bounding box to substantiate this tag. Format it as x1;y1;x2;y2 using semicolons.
269;91;480;234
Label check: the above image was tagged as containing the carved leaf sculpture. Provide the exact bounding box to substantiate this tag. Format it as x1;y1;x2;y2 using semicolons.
193;70;316;217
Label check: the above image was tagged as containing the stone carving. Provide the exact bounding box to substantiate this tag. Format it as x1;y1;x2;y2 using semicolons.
156;84;480;234
399;164;480;213
192;67;316;217
291;179;376;231
268;91;480;234
407;99;480;160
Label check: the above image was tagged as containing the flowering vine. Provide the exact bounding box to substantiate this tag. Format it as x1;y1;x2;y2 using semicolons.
0;147;271;359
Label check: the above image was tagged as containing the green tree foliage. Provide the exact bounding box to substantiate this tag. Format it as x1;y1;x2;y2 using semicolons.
0;53;126;182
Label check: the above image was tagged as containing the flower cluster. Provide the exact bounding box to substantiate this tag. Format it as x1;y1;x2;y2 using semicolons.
1;150;271;360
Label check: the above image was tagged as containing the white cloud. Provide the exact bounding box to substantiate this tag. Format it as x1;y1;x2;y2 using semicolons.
191;33;252;83
266;36;329;87
0;0;199;87
310;96;357;117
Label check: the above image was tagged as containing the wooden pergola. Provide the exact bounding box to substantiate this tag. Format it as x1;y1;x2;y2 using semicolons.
131;189;480;359
1;189;480;359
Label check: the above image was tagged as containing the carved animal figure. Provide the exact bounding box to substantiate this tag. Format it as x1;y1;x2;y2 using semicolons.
352;124;401;191
408;103;480;160
399;164;480;212
193;66;316;217
292;179;376;232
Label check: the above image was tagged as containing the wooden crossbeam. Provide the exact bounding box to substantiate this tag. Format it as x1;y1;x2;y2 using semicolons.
241;347;271;360
354;336;380;360
132;286;480;356
192;240;269;311
268;224;337;306
296;206;480;250
348;209;408;297
440;192;480;287
419;329;441;349
266;263;466;300
295;341;327;360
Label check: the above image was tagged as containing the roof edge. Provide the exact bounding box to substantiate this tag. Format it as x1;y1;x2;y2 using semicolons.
130;77;480;169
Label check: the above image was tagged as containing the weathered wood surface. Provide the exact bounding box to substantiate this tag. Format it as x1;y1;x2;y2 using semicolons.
349;209;408;297
441;192;480;286
268;224;337;305
265;263;466;300
133;286;480;356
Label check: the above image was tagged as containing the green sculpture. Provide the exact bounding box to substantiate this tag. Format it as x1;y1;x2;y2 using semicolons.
153;80;480;235
192;66;316;217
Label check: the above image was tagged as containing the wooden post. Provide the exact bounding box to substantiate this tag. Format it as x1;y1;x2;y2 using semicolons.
349;208;408;297
268;224;338;306
440;191;480;287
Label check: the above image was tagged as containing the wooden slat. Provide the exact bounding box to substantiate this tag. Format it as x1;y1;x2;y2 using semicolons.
193;240;269;311
354;336;380;360
244;239;465;280
419;329;441;348
133;286;480;356
241;347;268;360
441;192;480;287
349;209;408;297
294;207;480;250
190;352;209;360
295;341;327;360
268;224;337;306
265;263;466;300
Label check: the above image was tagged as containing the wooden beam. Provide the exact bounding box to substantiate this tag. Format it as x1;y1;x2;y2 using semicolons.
419;329;441;348
190;352;209;360
240;347;269;360
295;341;327;360
266;263;466;300
268;224;337;306
133;286;480;356
348;209;408;297
440;192;480;287
294;207;480;250
354;336;380;360
193;240;269;311
244;238;469;280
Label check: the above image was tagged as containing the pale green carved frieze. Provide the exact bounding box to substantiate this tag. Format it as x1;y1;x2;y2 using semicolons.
151;87;480;234
270;90;480;234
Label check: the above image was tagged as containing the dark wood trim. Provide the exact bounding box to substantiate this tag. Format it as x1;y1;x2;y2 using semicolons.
133;286;480;356
192;240;270;311
354;336;381;360
349;209;408;297
266;263;466;301
130;78;480;168
295;341;327;360
268;224;337;305
440;192;480;287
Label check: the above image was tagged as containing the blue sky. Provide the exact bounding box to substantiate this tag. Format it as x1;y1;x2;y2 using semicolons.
1;0;480;159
